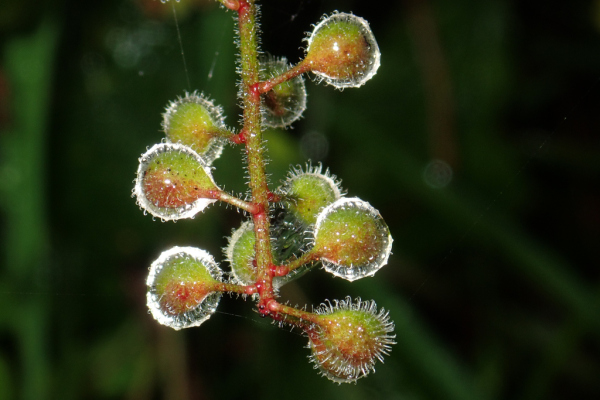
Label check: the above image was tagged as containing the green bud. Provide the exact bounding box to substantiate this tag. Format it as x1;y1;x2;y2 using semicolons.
308;297;395;383
225;219;312;290
312;197;392;281
147;247;224;330
134;143;219;221
305;12;380;89
225;220;257;286
162;91;228;164
280;163;343;226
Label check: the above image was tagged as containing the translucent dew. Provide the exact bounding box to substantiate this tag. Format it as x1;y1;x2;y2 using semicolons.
147;247;223;330
305;12;380;89
134;143;219;221
162;91;228;164
312;197;392;281
259;56;307;128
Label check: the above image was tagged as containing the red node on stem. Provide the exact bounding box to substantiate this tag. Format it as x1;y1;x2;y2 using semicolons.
267;190;281;203
244;285;258;295
222;0;240;11
271;265;289;277
231;130;247;144
252;202;266;216
249;82;261;100
237;0;249;13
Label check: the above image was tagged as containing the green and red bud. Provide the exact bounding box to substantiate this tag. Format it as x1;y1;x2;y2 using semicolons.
134;143;219;221
308;297;395;383
312;197;392;281
162;91;228;163
304;12;380;89
147;246;224;330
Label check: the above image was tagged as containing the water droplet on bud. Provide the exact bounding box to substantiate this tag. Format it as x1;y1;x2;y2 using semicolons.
147;247;223;330
305;12;380;89
312;197;392;281
134;143;219;221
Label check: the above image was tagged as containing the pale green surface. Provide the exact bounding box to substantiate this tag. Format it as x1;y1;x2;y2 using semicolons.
287;174;339;225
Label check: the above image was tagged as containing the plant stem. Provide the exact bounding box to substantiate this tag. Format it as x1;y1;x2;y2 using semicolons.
281;249;318;274
237;0;276;304
254;61;311;94
214;191;260;214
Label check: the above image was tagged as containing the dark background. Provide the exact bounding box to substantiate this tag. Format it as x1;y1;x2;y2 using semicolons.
1;0;599;399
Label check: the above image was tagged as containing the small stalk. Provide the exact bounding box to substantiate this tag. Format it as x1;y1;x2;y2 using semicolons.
253;61;311;94
213;191;260;214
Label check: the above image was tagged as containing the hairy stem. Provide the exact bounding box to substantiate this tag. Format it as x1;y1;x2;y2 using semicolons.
254;61;311;94
237;0;276;303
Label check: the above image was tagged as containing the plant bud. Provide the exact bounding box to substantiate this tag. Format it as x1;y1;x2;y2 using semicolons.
162;91;228;164
305;12;380;89
308;297;395;383
280;163;342;226
225;220;257;286
259;56;307;128
225;219;311;290
312;197;392;281
147;247;224;330
134;143;219;221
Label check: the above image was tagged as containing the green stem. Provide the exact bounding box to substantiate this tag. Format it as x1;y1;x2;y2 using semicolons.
265;300;319;332
213;282;257;296
256;61;311;94
237;0;275;303
214;191;259;214
279;249;318;275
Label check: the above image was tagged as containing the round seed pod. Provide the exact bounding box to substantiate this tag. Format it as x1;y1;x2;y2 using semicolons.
279;163;343;226
134;143;219;221
146;247;224;330
308;296;395;383
305;12;380;89
312;197;392;281
259;56;307;128
162;91;228;164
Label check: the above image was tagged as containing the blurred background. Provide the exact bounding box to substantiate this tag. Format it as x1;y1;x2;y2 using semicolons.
1;0;600;399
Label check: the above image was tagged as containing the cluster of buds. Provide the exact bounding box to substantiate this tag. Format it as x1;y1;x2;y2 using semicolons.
134;2;394;383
